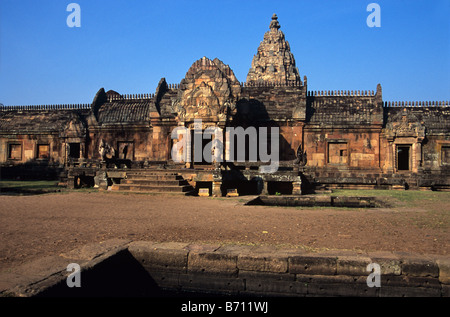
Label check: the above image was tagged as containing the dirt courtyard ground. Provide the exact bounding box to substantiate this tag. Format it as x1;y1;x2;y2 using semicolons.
0;190;449;272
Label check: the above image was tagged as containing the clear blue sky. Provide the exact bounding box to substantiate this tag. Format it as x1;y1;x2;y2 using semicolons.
0;0;449;106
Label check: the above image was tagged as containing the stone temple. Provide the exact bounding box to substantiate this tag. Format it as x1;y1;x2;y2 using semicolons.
1;14;449;195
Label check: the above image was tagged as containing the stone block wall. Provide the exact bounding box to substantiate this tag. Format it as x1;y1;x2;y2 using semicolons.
303;129;381;169
240;85;306;122
127;241;450;297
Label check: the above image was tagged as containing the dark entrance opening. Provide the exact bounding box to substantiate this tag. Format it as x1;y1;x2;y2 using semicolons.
69;143;81;159
191;130;210;165
397;145;410;171
195;181;212;196
221;180;259;196
267;181;293;195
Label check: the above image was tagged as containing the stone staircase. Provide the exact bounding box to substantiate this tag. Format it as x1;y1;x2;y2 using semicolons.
111;170;195;195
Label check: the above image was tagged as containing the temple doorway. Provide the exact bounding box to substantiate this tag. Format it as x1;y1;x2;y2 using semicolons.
191;130;210;165
397;145;411;171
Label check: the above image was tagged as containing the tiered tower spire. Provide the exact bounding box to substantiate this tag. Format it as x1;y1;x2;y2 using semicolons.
246;14;300;85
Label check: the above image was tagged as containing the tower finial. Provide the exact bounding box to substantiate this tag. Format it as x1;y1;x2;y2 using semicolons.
269;13;280;30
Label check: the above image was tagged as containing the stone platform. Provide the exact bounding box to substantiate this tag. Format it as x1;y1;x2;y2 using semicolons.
1;239;448;298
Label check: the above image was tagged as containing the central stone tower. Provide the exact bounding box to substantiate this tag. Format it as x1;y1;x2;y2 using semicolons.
246;14;301;85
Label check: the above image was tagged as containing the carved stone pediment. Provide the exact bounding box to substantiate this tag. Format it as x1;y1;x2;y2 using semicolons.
385;109;425;140
172;57;241;122
184;82;220;119
61;115;86;138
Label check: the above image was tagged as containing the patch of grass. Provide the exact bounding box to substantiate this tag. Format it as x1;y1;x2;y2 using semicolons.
330;189;450;207
0;179;59;190
328;189;450;231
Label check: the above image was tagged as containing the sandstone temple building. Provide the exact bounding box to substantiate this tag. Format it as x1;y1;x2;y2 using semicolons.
1;14;449;195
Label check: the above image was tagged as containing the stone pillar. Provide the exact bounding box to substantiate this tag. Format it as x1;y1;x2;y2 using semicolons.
212;181;222;197
387;141;395;172
262;181;269;195
412;141;423;173
67;175;75;189
292;178;302;195
412;143;417;173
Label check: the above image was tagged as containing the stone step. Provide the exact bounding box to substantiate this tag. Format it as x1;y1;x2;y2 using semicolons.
125;174;183;181
115;184;193;193
109;185;195;195
108;169;195;194
126;171;180;176
123;179;188;186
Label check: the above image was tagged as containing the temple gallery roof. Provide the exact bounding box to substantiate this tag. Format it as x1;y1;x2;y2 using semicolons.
97;100;152;125
0;110;86;133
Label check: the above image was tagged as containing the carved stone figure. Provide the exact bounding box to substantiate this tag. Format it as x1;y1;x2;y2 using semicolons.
99;139;115;160
294;144;307;166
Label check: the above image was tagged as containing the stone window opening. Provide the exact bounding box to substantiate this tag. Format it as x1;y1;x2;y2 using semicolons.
117;141;134;160
8;143;22;160
68;143;81;159
441;146;450;166
327;142;348;165
37;144;50;159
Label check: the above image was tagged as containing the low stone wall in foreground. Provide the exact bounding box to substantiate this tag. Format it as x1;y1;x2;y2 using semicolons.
1;240;449;297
